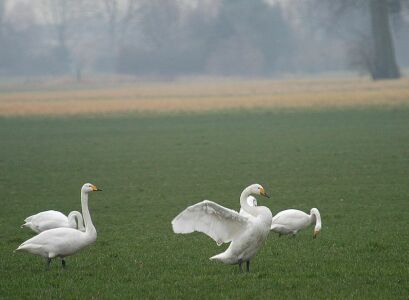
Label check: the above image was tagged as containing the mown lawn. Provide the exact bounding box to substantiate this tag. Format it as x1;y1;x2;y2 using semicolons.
0;107;408;299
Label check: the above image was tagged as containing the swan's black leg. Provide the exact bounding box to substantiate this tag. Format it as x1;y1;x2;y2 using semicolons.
46;258;51;269
61;258;66;269
238;259;243;273
246;261;250;272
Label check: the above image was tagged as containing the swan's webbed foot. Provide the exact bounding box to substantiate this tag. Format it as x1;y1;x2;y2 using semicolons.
238;259;243;273
61;259;66;269
246;261;250;272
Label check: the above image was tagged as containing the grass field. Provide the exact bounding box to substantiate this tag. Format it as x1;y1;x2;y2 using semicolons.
0;79;409;299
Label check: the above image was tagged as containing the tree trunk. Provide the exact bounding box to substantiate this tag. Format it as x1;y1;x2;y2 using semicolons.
369;0;400;80
0;0;5;39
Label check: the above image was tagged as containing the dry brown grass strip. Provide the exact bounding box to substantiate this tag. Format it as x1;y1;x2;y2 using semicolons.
0;78;408;116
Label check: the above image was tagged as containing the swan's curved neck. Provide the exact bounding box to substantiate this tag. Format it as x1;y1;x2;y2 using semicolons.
68;211;84;230
240;187;258;217
311;208;321;229
81;192;96;236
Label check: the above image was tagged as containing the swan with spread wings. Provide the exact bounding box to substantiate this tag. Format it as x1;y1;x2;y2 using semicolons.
171;184;272;272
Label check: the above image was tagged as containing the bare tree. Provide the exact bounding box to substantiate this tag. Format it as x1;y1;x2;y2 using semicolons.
103;0;118;49
38;0;101;79
0;0;5;38
42;0;73;49
369;0;400;79
39;0;76;73
312;0;401;80
139;0;181;49
102;0;139;49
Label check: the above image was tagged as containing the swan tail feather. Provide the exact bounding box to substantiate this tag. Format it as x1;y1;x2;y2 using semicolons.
209;251;229;262
15;243;42;253
14;245;24;252
24;216;33;223
13;245;27;253
21;222;30;228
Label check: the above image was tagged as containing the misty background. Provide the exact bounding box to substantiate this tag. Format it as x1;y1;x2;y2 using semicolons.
0;0;408;82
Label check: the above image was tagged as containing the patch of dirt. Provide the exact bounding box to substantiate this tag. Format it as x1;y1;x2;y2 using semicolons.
0;78;408;116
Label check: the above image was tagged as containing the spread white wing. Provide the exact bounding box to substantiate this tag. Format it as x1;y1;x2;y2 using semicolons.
172;200;249;245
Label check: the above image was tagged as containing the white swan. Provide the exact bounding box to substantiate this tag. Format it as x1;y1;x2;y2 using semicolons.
21;210;85;233
172;184;272;272
239;196;257;219
15;183;101;268
270;208;322;238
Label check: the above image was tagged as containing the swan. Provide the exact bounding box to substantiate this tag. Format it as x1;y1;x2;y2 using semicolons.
15;183;101;268
172;184;272;272
239;196;257;219
21;210;85;233
270;208;322;238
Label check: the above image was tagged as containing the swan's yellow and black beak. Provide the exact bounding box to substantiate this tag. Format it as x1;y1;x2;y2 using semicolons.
260;187;270;198
91;185;102;192
313;229;320;239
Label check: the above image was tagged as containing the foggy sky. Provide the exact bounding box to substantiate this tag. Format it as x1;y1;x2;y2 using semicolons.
0;0;408;80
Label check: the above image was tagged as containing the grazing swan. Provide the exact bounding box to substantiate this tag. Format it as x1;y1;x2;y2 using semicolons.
172;184;272;272
270;208;322;238
21;210;85;233
15;183;101;268
239;196;257;219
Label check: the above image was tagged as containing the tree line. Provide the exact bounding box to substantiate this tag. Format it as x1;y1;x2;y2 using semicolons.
0;0;407;80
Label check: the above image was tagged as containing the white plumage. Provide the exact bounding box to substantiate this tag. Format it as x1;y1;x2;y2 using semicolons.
172;200;249;246
271;208;322;238
21;210;85;233
172;184;272;272
15;183;101;268
239;196;257;219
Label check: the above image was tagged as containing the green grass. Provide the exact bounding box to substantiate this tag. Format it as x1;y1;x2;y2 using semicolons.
0;107;408;299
